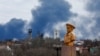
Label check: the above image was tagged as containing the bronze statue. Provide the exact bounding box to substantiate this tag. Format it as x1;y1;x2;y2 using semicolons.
64;23;75;46
61;23;76;56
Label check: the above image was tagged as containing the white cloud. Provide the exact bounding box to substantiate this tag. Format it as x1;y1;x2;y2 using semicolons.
0;0;41;24
66;0;90;16
44;32;51;38
53;22;66;31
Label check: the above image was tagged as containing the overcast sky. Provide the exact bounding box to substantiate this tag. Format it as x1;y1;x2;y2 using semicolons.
0;0;100;40
0;0;40;24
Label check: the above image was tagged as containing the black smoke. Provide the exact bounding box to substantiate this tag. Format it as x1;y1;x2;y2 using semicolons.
0;18;25;40
31;0;73;36
0;0;74;40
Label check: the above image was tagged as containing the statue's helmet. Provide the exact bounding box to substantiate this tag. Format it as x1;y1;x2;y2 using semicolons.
66;23;75;29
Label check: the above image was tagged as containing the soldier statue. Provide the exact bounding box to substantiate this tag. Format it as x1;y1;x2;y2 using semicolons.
61;23;76;56
64;23;75;46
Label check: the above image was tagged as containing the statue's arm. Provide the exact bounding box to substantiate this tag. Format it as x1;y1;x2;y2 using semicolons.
64;35;71;44
70;34;76;42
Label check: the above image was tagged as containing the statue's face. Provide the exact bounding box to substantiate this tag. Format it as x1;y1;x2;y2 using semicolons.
67;25;74;33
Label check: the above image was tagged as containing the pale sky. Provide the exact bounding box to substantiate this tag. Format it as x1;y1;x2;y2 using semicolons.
0;0;40;24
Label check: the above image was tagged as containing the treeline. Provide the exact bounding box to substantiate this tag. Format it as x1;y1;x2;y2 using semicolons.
0;36;61;56
0;36;100;56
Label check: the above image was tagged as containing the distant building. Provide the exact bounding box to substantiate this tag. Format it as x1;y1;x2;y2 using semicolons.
75;41;84;46
54;29;60;39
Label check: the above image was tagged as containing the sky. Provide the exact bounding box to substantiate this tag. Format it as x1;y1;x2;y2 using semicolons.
0;0;100;40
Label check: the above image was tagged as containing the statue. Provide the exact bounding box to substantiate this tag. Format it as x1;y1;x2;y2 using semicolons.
61;23;76;56
64;23;75;46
